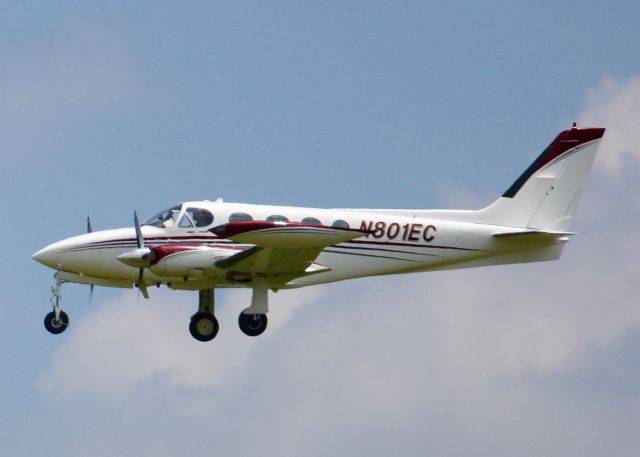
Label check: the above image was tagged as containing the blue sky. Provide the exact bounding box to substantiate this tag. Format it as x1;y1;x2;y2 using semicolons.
2;1;640;456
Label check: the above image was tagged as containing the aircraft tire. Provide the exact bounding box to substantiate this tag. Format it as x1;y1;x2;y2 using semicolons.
189;312;219;342
44;310;69;334
238;312;268;337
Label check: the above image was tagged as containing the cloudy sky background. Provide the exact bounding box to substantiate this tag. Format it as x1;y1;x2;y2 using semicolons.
1;1;639;456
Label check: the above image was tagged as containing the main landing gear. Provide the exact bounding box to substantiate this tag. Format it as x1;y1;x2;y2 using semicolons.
238;313;268;337
238;277;268;337
44;278;69;334
188;279;270;342
189;288;219;342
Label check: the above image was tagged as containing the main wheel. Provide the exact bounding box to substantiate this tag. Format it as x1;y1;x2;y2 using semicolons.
189;312;219;342
238;312;268;337
44;310;69;334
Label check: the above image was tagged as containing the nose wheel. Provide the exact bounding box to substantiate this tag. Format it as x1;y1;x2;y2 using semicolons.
44;310;69;334
44;278;69;334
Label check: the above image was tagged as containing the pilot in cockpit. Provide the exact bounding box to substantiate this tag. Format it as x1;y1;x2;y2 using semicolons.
143;204;181;229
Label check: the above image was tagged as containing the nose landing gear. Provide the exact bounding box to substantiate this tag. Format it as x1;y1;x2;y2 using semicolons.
44;278;69;334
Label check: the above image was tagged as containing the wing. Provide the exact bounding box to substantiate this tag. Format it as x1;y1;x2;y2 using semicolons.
211;221;369;286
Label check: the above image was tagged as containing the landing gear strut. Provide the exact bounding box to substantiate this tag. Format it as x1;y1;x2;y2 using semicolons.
238;277;269;337
44;278;69;334
189;288;218;342
188;281;271;340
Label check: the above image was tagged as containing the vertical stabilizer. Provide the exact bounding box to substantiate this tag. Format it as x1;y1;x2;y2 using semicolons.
475;125;605;230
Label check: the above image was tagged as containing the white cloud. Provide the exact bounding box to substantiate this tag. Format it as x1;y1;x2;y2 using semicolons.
578;76;640;176
433;182;496;210
39;286;322;399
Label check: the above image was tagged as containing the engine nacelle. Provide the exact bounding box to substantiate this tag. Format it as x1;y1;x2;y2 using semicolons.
148;244;233;277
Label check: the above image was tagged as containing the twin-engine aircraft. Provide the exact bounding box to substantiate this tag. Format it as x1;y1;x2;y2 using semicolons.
33;124;605;341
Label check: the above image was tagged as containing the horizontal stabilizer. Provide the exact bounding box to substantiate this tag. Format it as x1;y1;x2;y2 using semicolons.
493;229;578;239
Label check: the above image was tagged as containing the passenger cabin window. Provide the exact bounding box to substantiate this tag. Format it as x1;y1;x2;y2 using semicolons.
301;217;321;225
332;219;349;229
266;214;289;223
143;204;182;228
229;212;253;222
181;207;214;228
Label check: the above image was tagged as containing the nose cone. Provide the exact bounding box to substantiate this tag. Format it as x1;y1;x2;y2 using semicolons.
32;244;60;269
32;232;100;271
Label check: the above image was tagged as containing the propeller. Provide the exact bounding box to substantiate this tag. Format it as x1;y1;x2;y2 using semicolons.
87;216;94;305
134;211;149;299
116;212;155;299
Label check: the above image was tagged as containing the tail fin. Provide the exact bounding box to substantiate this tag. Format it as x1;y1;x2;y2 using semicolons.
476;124;605;230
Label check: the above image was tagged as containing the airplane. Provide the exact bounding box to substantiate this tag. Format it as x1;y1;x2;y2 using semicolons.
32;124;605;342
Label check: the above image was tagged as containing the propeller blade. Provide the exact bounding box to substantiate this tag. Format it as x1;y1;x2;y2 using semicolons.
134;211;144;249
86;215;94;305
132;211;149;299
137;268;149;299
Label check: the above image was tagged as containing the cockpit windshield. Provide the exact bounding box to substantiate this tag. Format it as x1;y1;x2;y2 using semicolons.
143;204;182;228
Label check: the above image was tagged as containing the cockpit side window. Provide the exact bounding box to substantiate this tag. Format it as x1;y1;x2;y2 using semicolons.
183;207;214;228
143;204;182;228
179;214;195;228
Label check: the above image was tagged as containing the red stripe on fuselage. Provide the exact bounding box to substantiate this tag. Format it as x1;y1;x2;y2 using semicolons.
348;239;483;252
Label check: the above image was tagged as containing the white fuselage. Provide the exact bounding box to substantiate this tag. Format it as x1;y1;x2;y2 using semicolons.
32;200;559;291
